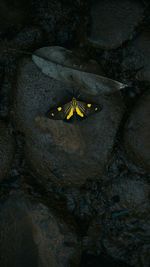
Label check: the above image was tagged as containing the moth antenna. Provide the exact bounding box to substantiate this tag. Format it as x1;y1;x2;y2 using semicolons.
76;86;84;99
71;87;81;98
76;93;80;99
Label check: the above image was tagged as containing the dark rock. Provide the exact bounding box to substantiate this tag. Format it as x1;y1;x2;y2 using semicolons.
81;252;132;267
122;27;150;82
88;0;144;49
32;0;81;45
0;0;32;33
0;121;14;182
84;175;149;267
8;26;44;50
124;91;150;171
0;191;80;267
14;49;124;186
106;175;149;213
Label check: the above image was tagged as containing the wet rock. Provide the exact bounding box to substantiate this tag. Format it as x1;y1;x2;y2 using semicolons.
88;0;144;49
122;27;150;82
0;191;79;267
124;91;150;171
0;121;14;182
84;174;149;267
14;47;124;186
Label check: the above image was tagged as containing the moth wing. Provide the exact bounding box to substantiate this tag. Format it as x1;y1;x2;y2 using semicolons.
76;100;102;117
63;102;74;120
47;101;72;120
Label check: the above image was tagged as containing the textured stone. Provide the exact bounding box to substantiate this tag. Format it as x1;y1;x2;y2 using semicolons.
124;91;150;171
0;121;14;181
0;191;79;267
14;51;124;186
122;27;150;82
84;175;150;267
88;0;144;49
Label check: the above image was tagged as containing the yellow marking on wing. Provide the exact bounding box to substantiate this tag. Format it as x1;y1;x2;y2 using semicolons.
87;104;92;108
76;106;84;117
57;107;62;111
66;107;74;120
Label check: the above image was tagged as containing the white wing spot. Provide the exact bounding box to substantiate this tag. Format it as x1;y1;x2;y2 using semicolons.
51;113;54;116
95;107;98;111
57;107;62;111
87;104;92;108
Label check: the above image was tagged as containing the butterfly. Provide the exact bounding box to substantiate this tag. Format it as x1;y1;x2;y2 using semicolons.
47;97;102;120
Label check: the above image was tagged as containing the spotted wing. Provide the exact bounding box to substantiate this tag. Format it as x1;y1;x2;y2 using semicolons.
76;100;102;118
47;101;73;120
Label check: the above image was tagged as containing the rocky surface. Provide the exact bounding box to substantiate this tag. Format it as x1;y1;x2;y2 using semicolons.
0;191;79;267
87;0;144;49
0;121;14;182
0;0;149;266
31;0;83;46
122;26;150;82
84;174;150;267
124;91;150;171
14;49;124;186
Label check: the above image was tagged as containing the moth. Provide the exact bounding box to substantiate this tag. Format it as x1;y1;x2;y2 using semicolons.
47;97;102;120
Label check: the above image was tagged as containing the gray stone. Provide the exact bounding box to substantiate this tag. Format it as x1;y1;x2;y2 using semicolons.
106;176;149;213
124;91;150;171
14;48;124;186
122;27;150;82
0;191;79;267
88;0;144;49
84;175;150;267
0;121;14;181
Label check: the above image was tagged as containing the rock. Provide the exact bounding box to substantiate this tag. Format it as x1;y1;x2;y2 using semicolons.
0;0;32;33
81;252;131;267
84;175;150;267
106;175;149;213
0;120;14;182
14;47;124;186
8;26;44;50
0;191;79;267
88;0;144;49
122;27;150;82
32;0;81;45
124;91;150;171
